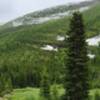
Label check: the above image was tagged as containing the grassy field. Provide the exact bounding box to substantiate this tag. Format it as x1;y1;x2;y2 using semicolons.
2;87;100;100
5;88;40;100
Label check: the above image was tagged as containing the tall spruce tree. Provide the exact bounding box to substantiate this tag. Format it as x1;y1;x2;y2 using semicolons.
64;12;89;100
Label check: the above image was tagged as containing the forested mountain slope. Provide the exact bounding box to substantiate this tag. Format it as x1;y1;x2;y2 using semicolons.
0;0;100;90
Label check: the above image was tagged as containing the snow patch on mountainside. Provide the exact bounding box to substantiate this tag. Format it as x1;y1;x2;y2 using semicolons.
87;53;95;59
41;34;100;52
12;21;23;27
87;35;100;46
78;6;90;11
41;45;58;51
57;35;65;41
57;35;69;41
56;34;100;46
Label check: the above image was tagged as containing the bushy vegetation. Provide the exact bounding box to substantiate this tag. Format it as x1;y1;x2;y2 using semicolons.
2;87;100;100
94;91;100;100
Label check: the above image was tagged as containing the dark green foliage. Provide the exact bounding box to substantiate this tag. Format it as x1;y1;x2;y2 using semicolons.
88;45;100;88
40;69;51;100
48;50;66;84
0;74;12;96
51;85;59;100
0;47;65;90
94;91;100;100
0;2;99;94
64;12;89;100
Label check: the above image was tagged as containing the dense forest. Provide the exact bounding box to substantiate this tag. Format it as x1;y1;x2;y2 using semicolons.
0;0;100;100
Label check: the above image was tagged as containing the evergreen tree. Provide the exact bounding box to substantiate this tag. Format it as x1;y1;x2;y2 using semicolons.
64;12;89;100
40;68;51;100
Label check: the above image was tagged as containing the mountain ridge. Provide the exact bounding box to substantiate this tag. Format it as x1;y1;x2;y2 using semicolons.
1;0;96;28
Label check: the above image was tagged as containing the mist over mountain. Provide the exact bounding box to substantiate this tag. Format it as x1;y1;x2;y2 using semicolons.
0;0;94;23
1;0;96;28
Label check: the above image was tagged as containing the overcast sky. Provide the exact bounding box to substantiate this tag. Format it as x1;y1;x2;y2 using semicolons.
0;0;89;23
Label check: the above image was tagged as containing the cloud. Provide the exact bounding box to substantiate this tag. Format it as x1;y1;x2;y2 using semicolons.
0;0;89;23
0;0;14;22
0;0;13;14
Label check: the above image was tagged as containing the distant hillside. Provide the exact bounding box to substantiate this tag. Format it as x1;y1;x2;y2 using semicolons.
1;0;96;28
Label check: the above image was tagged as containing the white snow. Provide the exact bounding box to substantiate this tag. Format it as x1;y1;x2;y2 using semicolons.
87;54;95;59
78;6;90;12
86;35;100;46
56;35;69;41
41;45;58;51
31;12;70;25
12;21;23;27
56;34;100;46
57;35;65;41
